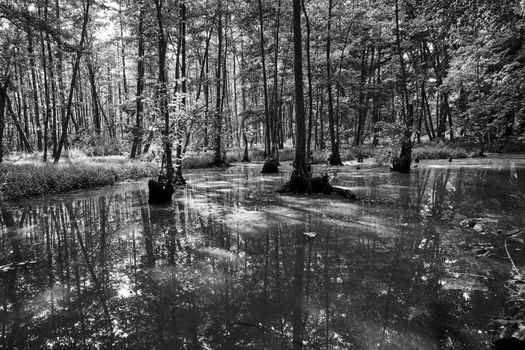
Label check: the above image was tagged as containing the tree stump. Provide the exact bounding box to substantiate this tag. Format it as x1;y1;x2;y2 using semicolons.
261;158;279;173
391;155;411;173
148;178;175;203
328;152;343;166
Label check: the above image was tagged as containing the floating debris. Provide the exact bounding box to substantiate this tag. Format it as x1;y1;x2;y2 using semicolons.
303;232;317;239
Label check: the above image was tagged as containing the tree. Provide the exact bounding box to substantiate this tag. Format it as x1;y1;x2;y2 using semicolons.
326;0;342;165
390;0;414;173
54;0;91;163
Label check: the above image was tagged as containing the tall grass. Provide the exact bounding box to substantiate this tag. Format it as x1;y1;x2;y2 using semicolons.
412;142;469;160
1;157;157;201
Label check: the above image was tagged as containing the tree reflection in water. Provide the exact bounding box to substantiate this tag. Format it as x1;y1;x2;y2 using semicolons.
0;161;524;349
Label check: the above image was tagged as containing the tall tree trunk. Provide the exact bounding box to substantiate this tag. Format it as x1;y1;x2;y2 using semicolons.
39;2;51;161
154;0;174;180
27;32;43;151
174;0;186;184
257;0;272;159
372;46;382;145
130;2;144;159
240;49;250;162
6;95;33;153
213;0;224;166
391;0;413;174
0;77;9;162
287;0;309;190
271;0;282;160
55;0;68;140
326;0;341;165
355;47;368;146
302;0;314;161
87;59;101;135
54;0;91;163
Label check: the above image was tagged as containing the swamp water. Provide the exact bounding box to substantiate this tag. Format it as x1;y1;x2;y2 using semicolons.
1;158;525;349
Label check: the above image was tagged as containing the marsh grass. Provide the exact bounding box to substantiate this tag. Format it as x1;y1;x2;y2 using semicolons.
412;142;470;160
1;155;157;201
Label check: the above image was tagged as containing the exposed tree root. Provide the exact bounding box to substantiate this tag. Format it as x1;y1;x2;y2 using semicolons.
279;174;357;200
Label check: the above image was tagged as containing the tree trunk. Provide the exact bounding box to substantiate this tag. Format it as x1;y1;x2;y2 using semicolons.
0;77;9;162
54;0;91;163
391;0;413;173
87;59;101;135
174;0;187;184
281;0;309;192
155;0;174;181
302;0;314;161
213;0;225;166
130;1;144;159
257;0;272;159
326;0;341;165
6;95;33;153
27;32;43;151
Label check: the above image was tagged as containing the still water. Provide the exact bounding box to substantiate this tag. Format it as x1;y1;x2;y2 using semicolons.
1;158;525;349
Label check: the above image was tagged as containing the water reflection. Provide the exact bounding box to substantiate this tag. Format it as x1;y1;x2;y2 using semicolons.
1;158;525;349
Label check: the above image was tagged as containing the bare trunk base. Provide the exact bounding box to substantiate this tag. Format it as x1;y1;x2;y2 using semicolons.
261;158;279;173
174;173;186;186
279;174;357;200
328;151;342;166
211;159;230;168
241;147;250;162
391;140;412;174
148;177;175;203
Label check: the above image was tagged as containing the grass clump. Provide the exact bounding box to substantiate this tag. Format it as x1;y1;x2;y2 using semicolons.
412;142;469;160
0;158;157;201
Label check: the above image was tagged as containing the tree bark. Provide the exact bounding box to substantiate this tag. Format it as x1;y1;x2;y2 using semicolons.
54;0;91;163
213;0;225;166
27;32;43;151
391;0;413;173
130;1;144;159
87;58;101;135
326;0;341;165
0;77;9;162
6;95;33;153
257;0;272;159
154;0;174;180
174;0;187;184
302;0;314;161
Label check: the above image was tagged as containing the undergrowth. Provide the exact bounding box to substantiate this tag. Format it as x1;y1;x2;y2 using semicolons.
489;248;525;341
0;158;157;201
412;142;470;160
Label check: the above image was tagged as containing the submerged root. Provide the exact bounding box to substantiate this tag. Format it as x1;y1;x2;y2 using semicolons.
279;174;357;201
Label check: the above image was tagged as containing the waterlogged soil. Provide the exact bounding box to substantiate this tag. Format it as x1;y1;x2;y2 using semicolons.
1;157;525;349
